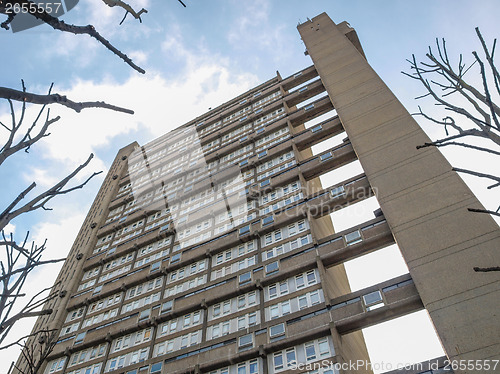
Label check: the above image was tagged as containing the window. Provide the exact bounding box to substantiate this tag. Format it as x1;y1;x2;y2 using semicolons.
239;225;250;236
93;285;103;295
305;342;317;361
269;284;277;299
273;348;296;372
330;185;345;198
311;124;322;133
265;261;279;274
267;288;322;320
149;261;161;273
139;309;151;321
75;332;86;344
304;103;315;111
318;337;331;357
150;362;162;374
161;300;172;313
258;150;267;158
363;290;384;310
296;273;305;289
260;179;270;187
47;357;66;373
239;272;251;284
238;333;253;349
269;323;285;338
306;270;317;285
345;230;362;246
320;152;332;161
262;216;274;226
237;359;259;374
171;253;181;263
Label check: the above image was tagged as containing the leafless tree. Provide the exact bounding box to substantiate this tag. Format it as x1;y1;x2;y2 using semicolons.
0;0;188;75
0;80;132;355
12;330;58;374
0;0;186;369
404;28;499;272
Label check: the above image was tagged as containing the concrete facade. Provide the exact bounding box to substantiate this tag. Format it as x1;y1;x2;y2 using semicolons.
13;12;498;374
298;13;500;373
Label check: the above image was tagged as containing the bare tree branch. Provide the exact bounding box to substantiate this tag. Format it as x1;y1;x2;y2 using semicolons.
475;27;500;98
0;0;145;73
0;85;134;114
101;0;147;25
473;266;500;272
0;153;102;232
452;167;500;185
467;207;500;217
12;330;58;374
0;231;63;348
417;140;500;155
406;28;500;273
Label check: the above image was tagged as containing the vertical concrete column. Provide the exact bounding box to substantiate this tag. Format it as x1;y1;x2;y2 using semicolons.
299;13;500;370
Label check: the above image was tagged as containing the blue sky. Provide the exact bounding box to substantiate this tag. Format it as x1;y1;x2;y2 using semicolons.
1;0;498;372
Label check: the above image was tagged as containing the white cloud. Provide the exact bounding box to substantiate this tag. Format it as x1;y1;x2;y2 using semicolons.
32;26;259;170
2;223;16;235
129;50;148;65
226;0;290;62
23;166;63;188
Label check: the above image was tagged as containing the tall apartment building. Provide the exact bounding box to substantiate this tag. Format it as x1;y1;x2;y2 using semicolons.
14;13;499;374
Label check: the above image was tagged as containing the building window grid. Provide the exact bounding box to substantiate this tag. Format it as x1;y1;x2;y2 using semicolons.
51;78;356;374
255;109;286;130
111;327;153;354
68;343;107;368
167;259;207;284
82;308;119;329
152;329;201;357
59;321;80;337
262;219;309;248
97;264;132;284
273;347;296;372
262;234;312;261
87;292;122;316
210;290;259;321
211;254;258;281
221;123;254;147
159;310;202;337
212;240;256;267
269;337;333;374
255;128;290;153
259;181;301;205
199;105;285;157
268;289;323;321
208;358;260;374
65;307;86;323
65;362;102;374
207;310;258;340
105;347;150;372
259;192;303;216
82;267;100;281
257;152;296;182
121;292;161;314
125;277;163;300
164;275;206;298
